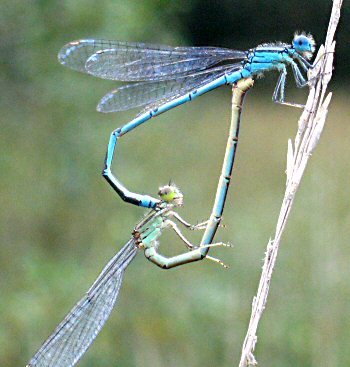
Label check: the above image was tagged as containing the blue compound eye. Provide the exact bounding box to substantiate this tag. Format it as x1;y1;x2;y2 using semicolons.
293;33;316;59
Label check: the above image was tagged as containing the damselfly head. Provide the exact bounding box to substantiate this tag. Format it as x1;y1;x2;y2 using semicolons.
158;183;184;206
292;32;316;59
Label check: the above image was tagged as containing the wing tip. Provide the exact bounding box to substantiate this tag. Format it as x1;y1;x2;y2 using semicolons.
57;40;96;68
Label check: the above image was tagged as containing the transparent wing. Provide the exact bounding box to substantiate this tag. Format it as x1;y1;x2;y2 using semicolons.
27;240;139;367
58;39;246;81
98;63;243;113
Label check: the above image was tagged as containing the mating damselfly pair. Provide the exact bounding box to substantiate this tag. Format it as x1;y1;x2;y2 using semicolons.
27;33;315;366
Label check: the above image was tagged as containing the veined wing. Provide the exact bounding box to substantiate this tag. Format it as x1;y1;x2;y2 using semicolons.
98;63;243;113
27;240;139;367
58;39;246;81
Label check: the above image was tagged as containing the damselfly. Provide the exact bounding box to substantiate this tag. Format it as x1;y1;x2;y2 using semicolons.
26;184;229;367
58;33;315;209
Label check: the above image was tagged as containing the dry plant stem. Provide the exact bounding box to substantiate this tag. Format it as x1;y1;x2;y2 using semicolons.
238;1;343;366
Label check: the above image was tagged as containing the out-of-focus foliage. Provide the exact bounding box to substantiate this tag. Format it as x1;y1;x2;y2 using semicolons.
1;1;349;366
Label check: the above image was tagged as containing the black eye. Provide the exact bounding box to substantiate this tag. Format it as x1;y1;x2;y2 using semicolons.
298;40;303;45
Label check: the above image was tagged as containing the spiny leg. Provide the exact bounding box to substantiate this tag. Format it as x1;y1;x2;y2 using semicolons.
165;219;196;249
272;65;305;108
165;219;231;268
293;51;336;89
272;68;286;102
166;211;204;230
167;211;224;231
294;53;313;72
166;218;230;249
290;60;307;87
205;255;230;269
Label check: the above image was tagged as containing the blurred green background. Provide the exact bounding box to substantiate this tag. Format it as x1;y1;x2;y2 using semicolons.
1;1;350;366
